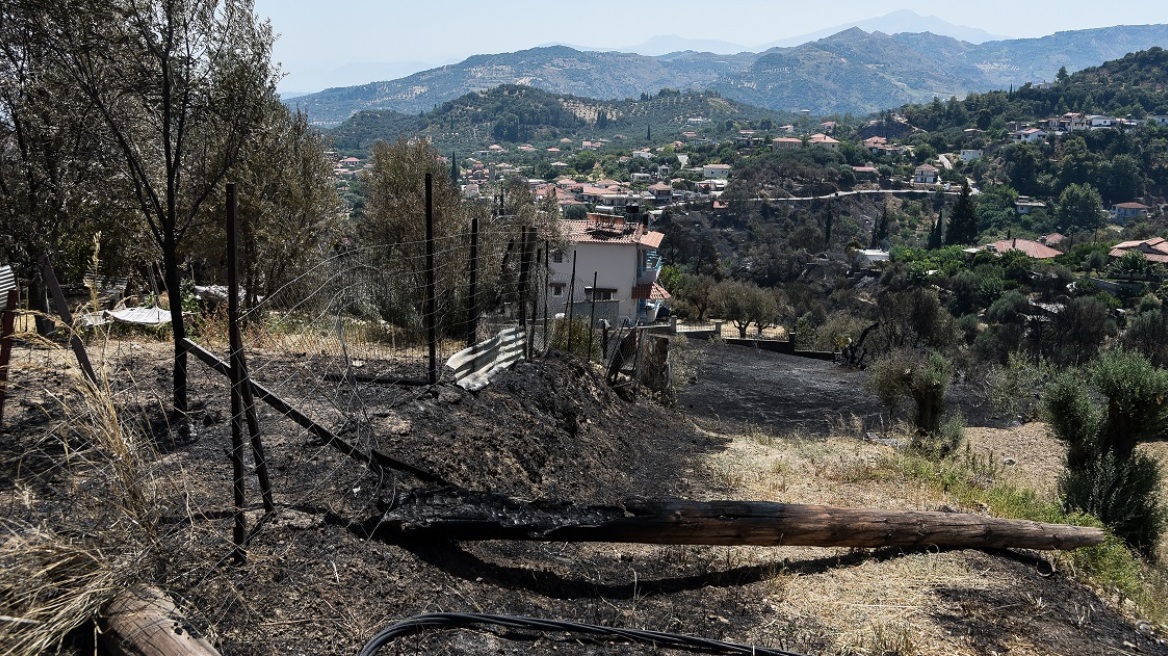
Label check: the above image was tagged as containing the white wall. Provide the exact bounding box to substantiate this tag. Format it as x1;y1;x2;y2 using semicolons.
548;241;640;320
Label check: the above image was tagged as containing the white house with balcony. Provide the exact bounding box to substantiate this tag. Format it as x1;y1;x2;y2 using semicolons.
1011;127;1048;143
547;213;669;325
913;163;939;184
702;163;732;179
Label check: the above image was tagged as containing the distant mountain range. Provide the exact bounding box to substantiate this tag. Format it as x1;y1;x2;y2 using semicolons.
291;24;1168;127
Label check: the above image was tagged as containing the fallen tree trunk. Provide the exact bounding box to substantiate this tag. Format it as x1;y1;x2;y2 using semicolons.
379;490;1104;551
99;587;220;656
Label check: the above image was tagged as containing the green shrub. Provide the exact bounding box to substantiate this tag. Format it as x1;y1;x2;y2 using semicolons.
1043;351;1168;555
867;349;953;437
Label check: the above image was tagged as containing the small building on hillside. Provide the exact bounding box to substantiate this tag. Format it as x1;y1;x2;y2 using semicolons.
648;182;673;204
547;214;668;324
1109;237;1168;264
702;163;732;179
1014;196;1047;215
913;164;939;184
1011;127;1048;143
983;238;1061;260
1111;202;1151;224
808;133;839;151
772;137;802;151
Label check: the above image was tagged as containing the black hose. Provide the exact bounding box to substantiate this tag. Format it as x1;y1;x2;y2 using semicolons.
358;612;808;656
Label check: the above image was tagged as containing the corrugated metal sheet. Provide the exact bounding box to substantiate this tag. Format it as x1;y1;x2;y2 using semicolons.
0;266;14;294
107;306;169;325
445;326;525;391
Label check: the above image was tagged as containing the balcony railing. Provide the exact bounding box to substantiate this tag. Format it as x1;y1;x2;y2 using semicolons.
637;251;663;285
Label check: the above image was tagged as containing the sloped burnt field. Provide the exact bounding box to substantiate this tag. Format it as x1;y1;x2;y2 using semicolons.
2;341;1162;655
676;339;1005;436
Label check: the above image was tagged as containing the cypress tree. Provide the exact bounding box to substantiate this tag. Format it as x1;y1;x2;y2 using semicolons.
450;152;459;186
928;210;943;250
871;202;890;249
945;182;978;245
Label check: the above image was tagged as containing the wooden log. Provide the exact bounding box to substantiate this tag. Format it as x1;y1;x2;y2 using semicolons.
99;587;220;656
379;491;1105;551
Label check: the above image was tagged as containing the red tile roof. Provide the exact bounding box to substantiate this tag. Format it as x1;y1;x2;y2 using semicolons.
562;217;665;248
633;282;671;300
1110;237;1168;264
985;239;1061;259
639;231;664;249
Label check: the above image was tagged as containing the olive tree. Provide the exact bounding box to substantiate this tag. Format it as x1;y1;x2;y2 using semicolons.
713;280;777;338
49;0;278;418
867;348;954;441
1044;350;1167;554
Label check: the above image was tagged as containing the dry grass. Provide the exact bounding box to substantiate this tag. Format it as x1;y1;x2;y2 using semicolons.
700;418;1168;655
1;339;164;656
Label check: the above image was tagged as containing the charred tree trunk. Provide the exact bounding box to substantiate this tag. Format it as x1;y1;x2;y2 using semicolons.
378;490;1104;551
162;235;188;420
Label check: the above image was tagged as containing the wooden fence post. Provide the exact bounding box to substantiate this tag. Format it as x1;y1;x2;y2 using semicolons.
39;255;98;386
0;289;19;425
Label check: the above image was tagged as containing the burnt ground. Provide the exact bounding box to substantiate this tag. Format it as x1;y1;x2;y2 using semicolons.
676;339;1005;438
1;337;1164;655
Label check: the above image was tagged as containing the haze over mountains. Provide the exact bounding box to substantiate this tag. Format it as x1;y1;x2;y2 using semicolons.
570;9;1008;55
289;21;1168;127
280;10;1005;95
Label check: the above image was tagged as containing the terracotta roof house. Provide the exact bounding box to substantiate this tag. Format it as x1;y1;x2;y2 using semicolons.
1040;233;1066;248
983;238;1061;260
1112;202;1151;224
1109;237;1168;264
808;133;839;150
547;214;668;324
648;182;673;203
914;164;939;184
772;137;802;150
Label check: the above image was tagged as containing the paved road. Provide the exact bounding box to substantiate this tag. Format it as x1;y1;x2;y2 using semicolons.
759;186;978;203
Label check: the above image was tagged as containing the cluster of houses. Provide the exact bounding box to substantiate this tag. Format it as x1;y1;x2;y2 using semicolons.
1011;112;1168;143
497;176;728;214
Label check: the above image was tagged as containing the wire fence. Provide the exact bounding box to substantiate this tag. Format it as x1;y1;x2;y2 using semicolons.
0;183;700;656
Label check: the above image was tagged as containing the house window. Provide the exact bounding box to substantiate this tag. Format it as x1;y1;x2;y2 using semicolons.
586;287;616;301
550;284;564;297
552;250;565;263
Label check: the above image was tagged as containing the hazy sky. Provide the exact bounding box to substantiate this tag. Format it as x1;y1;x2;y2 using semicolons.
253;1;1168;94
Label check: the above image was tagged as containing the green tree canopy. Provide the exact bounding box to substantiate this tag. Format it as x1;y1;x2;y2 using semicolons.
1056;183;1105;233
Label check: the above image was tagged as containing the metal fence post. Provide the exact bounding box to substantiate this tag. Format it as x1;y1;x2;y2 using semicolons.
226;182;248;563
566;251;577;352
587;271;598;363
425;173;438;385
466;213;479;348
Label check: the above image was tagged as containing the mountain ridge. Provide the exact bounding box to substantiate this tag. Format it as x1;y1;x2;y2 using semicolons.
291;24;1168;127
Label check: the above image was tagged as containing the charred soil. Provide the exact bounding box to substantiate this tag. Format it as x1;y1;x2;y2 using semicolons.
1;338;1164;655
